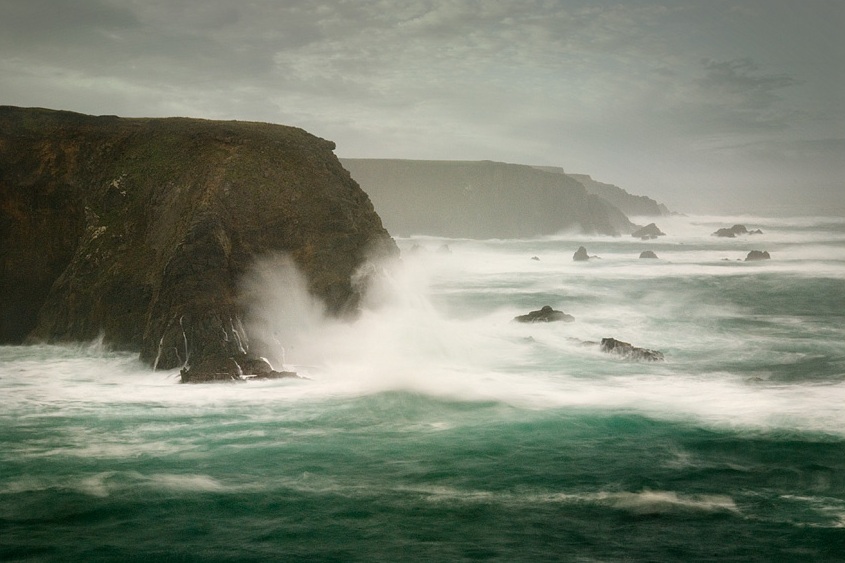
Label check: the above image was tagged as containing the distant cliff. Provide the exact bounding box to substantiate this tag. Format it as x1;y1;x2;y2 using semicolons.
0;106;396;379
567;173;670;217
340;159;634;238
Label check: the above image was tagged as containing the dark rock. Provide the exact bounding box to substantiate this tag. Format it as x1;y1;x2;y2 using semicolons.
514;305;574;323
639;250;659;259
745;250;771;261
0;106;398;380
239;356;275;375
531;256;540;261
631;223;665;240
600;337;664;361
179;352;301;383
713;224;749;238
749;229;763;235
573;246;590;261
250;370;301;381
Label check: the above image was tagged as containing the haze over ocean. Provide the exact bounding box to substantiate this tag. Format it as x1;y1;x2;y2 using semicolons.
2;214;843;561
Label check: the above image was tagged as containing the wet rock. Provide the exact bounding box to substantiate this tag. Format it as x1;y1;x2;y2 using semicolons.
631;223;665;240
600;337;664;361
713;224;749;238
514;305;574;323
250;370;301;381
179;352;302;383
573;246;590;261
745;250;771;261
639;250;659;259
0;106;398;380
531;256;540;261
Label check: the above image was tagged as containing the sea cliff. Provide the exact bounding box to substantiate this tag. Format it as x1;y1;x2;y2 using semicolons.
0;106;396;379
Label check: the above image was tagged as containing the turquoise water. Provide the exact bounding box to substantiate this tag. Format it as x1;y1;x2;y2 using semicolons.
2;215;844;561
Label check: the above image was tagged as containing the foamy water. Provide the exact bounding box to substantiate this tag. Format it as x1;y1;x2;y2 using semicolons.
2;215;843;561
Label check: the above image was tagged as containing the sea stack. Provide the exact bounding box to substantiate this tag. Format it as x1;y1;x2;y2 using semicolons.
573;246;590;261
0;106;397;381
745;250;771;261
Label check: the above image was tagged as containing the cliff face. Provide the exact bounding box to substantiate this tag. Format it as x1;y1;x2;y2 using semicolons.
0;106;396;377
340;159;634;238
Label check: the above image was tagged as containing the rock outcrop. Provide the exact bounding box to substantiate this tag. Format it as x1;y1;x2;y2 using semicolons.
713;224;760;238
639;250;659;259
0;106;397;380
745;250;771;261
341;159;635;238
600;338;664;361
573;246;597;261
514;305;574;323
631;223;665;240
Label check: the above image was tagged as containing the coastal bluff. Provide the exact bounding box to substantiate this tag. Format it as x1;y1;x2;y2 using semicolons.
341;158;635;238
0;106;396;380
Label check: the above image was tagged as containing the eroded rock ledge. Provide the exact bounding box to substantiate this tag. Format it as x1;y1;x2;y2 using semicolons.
0;106;397;380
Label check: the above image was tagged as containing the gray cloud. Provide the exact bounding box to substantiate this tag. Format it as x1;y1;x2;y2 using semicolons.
0;0;841;214
693;58;798;130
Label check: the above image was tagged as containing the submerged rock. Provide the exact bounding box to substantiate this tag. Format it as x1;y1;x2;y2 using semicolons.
514;305;574;323
639;250;659;259
600;337;664;361
631;223;665;240
0;106;398;381
745;250;771;261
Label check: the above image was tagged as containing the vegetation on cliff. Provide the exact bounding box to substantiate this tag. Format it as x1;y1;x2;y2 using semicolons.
0;106;396;379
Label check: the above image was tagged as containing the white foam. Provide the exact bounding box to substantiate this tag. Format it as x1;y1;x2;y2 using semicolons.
392;484;739;514
1;215;842;436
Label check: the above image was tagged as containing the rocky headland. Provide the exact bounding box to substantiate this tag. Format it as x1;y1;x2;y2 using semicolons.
566;173;671;217
0;106;397;382
341;159;635;238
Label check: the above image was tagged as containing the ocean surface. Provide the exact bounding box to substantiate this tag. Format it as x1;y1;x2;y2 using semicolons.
2;215;844;562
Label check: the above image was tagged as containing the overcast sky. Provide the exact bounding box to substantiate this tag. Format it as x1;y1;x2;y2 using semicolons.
1;0;842;214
